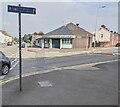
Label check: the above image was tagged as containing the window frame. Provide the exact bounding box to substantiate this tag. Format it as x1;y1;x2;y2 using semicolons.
62;38;72;44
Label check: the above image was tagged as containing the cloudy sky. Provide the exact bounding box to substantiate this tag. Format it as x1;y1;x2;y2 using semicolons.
1;1;118;37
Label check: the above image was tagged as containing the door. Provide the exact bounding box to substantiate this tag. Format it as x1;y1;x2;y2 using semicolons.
88;37;91;48
52;39;60;48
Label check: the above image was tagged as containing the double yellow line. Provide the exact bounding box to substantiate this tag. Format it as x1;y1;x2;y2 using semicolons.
0;72;40;86
0;59;118;86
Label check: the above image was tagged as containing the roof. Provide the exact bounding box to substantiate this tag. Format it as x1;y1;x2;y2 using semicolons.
0;32;5;37
0;30;11;37
66;23;93;37
44;22;93;38
46;26;73;35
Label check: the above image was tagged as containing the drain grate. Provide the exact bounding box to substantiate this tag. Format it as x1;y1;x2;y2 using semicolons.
38;80;53;87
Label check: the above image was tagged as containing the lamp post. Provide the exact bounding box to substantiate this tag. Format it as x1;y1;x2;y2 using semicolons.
94;5;106;48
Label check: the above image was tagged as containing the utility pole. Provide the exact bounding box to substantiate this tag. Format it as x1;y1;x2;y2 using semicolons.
94;5;106;48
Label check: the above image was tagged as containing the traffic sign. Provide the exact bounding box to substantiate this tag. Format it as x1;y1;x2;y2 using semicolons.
8;5;36;14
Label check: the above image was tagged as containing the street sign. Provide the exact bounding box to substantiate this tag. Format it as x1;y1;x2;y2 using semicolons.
20;7;36;14
8;5;19;13
8;4;36;91
8;5;36;14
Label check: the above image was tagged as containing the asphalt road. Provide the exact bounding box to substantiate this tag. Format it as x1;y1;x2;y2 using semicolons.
2;60;118;105
4;52;118;79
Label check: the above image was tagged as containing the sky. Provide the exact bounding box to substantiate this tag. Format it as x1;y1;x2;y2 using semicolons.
1;1;118;37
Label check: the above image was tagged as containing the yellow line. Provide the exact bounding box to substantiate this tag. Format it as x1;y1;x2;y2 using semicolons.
62;59;118;69
1;59;118;86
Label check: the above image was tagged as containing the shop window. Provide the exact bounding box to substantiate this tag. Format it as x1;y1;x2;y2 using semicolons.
44;39;49;43
62;39;72;44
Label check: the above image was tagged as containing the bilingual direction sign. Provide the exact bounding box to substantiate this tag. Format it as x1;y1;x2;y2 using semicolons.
8;5;36;14
8;4;36;91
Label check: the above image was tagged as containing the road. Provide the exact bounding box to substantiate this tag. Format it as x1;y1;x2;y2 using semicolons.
3;51;118;80
2;60;118;105
1;46;119;105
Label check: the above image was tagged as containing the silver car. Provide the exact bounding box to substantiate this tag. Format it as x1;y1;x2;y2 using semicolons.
0;51;11;75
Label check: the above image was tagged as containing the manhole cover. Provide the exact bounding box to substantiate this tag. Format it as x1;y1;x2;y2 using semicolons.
38;80;53;87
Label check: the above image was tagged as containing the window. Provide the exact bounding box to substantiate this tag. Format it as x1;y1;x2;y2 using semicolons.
62;39;72;44
0;53;2;59
0;51;5;59
44;39;49;44
101;34;103;38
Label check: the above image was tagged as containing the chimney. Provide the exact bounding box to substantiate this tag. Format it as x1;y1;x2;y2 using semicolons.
101;25;106;28
110;30;113;32
76;23;79;26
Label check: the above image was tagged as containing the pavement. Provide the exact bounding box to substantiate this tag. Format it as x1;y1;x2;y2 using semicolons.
2;61;118;105
27;47;119;58
0;44;119;58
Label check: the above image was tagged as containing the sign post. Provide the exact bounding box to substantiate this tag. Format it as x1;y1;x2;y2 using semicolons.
18;4;22;91
8;4;36;91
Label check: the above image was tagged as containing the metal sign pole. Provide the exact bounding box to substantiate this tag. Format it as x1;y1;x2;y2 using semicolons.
18;4;22;91
8;4;36;92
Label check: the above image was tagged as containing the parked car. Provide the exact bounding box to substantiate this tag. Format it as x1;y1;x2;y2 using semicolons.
115;43;120;47
0;51;11;75
7;42;12;46
17;42;25;48
21;42;25;48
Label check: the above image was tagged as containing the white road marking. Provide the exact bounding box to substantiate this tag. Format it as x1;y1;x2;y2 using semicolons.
11;58;18;65
10;60;19;71
0;76;6;80
38;80;53;87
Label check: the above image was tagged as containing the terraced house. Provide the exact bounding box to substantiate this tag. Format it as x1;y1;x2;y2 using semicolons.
95;25;120;47
34;22;93;49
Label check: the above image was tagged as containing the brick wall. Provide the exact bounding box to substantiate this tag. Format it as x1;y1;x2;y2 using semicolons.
73;37;92;48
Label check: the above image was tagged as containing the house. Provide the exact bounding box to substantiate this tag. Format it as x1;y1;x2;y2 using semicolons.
0;30;12;44
32;34;43;47
34;22;93;49
95;25;119;47
110;31;120;46
95;25;111;47
0;31;6;44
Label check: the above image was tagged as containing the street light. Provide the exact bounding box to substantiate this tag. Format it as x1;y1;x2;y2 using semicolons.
94;5;106;48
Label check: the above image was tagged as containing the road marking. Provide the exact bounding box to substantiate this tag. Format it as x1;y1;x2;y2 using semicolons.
11;58;18;64
0;59;118;86
38;80;53;87
0;76;6;80
62;59;119;69
10;60;19;71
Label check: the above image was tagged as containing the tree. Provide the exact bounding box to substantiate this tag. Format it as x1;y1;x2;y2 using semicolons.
38;31;44;35
33;32;38;35
33;31;44;35
13;37;19;42
22;34;30;43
